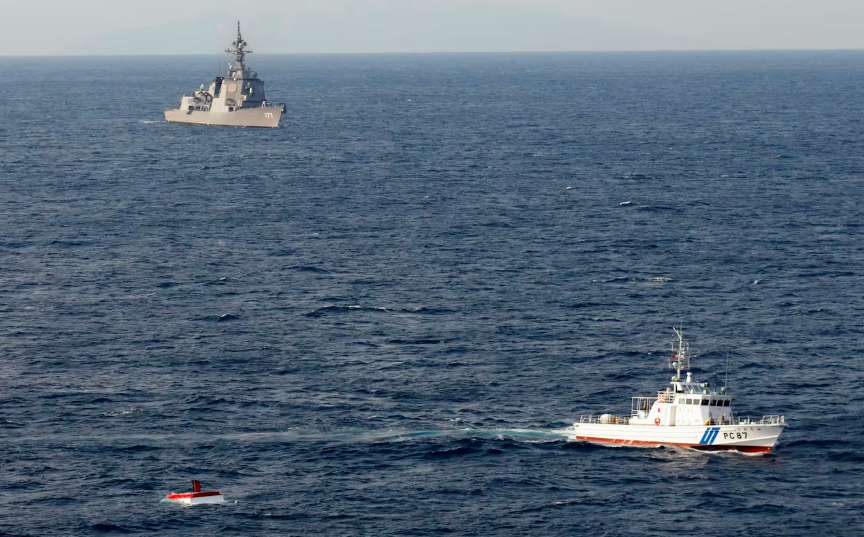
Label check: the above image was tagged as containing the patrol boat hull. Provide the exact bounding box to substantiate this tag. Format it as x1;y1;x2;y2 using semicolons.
555;422;785;454
164;105;284;128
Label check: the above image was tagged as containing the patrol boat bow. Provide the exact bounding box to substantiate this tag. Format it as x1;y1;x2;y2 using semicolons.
555;328;786;454
165;22;285;128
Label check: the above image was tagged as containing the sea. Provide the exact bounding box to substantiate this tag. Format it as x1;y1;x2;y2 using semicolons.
1;51;863;536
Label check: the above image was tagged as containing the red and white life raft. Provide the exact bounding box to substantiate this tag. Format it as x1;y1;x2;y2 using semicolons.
164;479;225;505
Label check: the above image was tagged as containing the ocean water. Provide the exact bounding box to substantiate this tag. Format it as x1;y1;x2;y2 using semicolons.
1;51;863;535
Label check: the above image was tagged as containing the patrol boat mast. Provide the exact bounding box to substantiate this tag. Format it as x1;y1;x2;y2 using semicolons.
670;326;689;382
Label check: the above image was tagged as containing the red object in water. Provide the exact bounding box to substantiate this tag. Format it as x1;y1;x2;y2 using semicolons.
164;479;225;505
165;491;222;500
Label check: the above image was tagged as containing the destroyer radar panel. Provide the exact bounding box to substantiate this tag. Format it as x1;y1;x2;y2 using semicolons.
165;22;285;128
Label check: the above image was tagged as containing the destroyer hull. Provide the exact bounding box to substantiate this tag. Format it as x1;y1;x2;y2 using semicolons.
164;106;283;128
555;423;784;454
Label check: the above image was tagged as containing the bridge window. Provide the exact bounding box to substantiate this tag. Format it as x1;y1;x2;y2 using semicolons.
684;398;692;405
701;398;709;406
723;400;731;407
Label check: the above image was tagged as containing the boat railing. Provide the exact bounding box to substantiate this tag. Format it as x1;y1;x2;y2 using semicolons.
576;414;784;427
579;415;630;425
631;396;657;417
656;391;678;404
629;393;679;414
707;416;737;425
703;415;785;426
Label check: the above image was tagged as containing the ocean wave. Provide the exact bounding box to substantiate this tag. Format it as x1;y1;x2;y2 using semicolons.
386;339;444;345
594;276;673;284
305;305;389;317
288;265;331;274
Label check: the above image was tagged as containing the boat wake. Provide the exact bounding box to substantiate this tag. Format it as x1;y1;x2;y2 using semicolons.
6;427;569;446
355;428;568;444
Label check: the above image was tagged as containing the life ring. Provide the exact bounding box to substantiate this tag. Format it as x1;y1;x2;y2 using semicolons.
654;417;661;426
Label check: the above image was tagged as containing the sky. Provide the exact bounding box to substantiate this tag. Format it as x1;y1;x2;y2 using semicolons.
3;0;864;56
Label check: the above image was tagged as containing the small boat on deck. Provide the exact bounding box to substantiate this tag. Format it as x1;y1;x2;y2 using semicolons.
555;328;786;454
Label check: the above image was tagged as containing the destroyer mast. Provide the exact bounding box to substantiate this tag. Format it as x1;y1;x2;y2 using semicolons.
226;22;251;76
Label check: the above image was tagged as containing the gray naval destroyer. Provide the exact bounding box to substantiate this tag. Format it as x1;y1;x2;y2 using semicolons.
165;23;285;128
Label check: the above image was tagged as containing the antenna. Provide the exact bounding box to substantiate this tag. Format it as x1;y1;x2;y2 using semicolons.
725;350;730;391
226;20;252;70
670;326;689;381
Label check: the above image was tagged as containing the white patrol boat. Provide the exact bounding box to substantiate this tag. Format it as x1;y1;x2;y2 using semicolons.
556;328;786;454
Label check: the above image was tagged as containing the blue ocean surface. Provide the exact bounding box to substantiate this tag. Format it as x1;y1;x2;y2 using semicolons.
1;51;863;535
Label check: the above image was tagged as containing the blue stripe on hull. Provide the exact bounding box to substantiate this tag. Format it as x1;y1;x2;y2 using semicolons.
709;428;720;444
700;427;721;445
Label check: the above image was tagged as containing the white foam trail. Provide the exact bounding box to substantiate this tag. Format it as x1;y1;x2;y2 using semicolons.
7;427;569;446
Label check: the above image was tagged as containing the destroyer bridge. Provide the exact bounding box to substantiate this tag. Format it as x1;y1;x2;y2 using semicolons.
165;22;285;128
555;327;787;453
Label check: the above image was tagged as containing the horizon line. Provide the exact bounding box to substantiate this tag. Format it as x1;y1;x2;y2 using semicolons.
3;47;864;58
